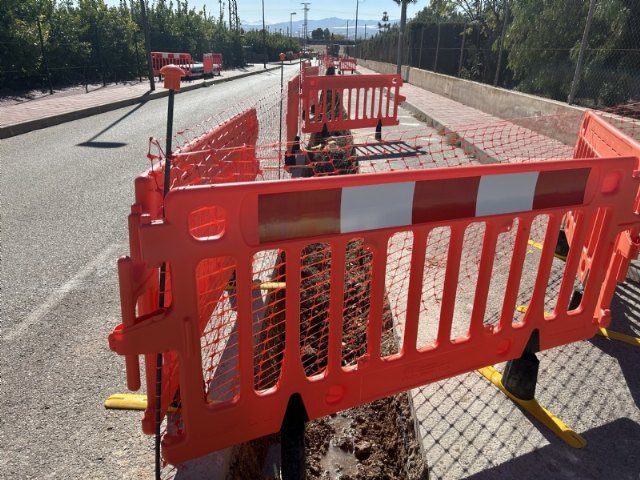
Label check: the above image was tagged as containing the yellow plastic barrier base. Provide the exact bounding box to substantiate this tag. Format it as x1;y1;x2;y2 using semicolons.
104;393;148;410
527;239;567;261
477;366;587;449
598;328;640;348
518;305;640;348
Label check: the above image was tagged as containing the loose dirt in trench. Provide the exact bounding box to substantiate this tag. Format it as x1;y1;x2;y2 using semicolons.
228;236;428;479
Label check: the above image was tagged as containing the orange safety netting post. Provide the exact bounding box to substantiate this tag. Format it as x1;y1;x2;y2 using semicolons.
109;151;640;464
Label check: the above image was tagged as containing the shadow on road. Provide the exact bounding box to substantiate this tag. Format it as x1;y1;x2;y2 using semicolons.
465;418;640;480
76;101;147;148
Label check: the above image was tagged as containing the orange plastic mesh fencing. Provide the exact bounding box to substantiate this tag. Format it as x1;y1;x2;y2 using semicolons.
110;81;640;474
148;82;291;182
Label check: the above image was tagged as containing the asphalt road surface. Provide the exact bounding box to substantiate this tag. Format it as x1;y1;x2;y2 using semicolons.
0;66;298;479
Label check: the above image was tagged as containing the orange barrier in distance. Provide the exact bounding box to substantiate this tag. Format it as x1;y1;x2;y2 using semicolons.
203;53;223;76
339;56;357;74
151;52;194;78
286;74;301;150
301;74;406;134
565;111;640;293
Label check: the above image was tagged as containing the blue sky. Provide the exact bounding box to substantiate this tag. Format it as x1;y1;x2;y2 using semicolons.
105;0;424;25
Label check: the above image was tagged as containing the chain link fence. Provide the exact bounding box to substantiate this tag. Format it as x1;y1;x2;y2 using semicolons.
351;2;640;109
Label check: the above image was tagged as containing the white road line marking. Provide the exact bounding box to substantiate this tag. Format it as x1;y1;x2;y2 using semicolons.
4;244;122;342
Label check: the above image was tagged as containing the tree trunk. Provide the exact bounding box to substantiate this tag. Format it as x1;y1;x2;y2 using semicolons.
140;0;155;90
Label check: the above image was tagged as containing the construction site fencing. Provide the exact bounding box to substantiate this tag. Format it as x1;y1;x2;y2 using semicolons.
300;74;406;135
202;53;223;76
352;3;640;108
109;82;640;470
339;56;358;74
151;52;194;79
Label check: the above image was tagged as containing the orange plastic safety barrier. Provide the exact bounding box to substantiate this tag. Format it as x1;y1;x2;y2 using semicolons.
301;74;406;134
109;153;639;464
151;52;194;78
324;54;338;69
202;53;223;76
565;111;640;293
286;74;301;149
110;109;259;434
339;56;357;74
301;64;319;85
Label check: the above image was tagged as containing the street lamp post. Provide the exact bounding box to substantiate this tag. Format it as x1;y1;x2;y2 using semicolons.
290;12;296;39
354;0;359;44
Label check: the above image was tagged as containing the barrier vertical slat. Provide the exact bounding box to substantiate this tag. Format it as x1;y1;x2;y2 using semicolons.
384;87;391;122
579;210;616;319
328;239;346;374
366;240;388;362
438;226;465;344
236;257;254;397
402;228;429;357
526;215;564;322
284;247;304;381
469;224;499;337
556;210;589;312
499;217;532;331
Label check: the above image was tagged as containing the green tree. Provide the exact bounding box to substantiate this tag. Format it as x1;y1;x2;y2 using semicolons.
505;0;640;104
378;11;390;32
311;27;324;40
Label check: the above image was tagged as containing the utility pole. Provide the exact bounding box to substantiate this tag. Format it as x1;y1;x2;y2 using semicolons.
355;0;359;44
396;0;408;75
568;0;597;104
262;0;267;68
35;15;53;94
301;3;311;49
493;3;509;87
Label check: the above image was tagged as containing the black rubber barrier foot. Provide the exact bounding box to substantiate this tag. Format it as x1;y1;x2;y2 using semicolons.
555;228;569;260
375;119;382;141
281;393;308;480
321;123;330;140
569;288;583;311
502;330;540;401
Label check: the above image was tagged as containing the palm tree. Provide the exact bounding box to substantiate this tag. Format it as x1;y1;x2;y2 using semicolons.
393;0;417;74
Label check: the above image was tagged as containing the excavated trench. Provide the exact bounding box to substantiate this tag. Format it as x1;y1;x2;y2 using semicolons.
228;131;428;480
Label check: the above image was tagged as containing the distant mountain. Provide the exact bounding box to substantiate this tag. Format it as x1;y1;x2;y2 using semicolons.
241;16;395;38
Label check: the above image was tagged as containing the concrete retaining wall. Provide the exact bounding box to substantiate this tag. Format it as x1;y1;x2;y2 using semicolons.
358;59;585;146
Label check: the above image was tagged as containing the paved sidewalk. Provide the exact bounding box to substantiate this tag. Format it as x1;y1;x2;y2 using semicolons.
357;64;576;163
0;63;281;139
